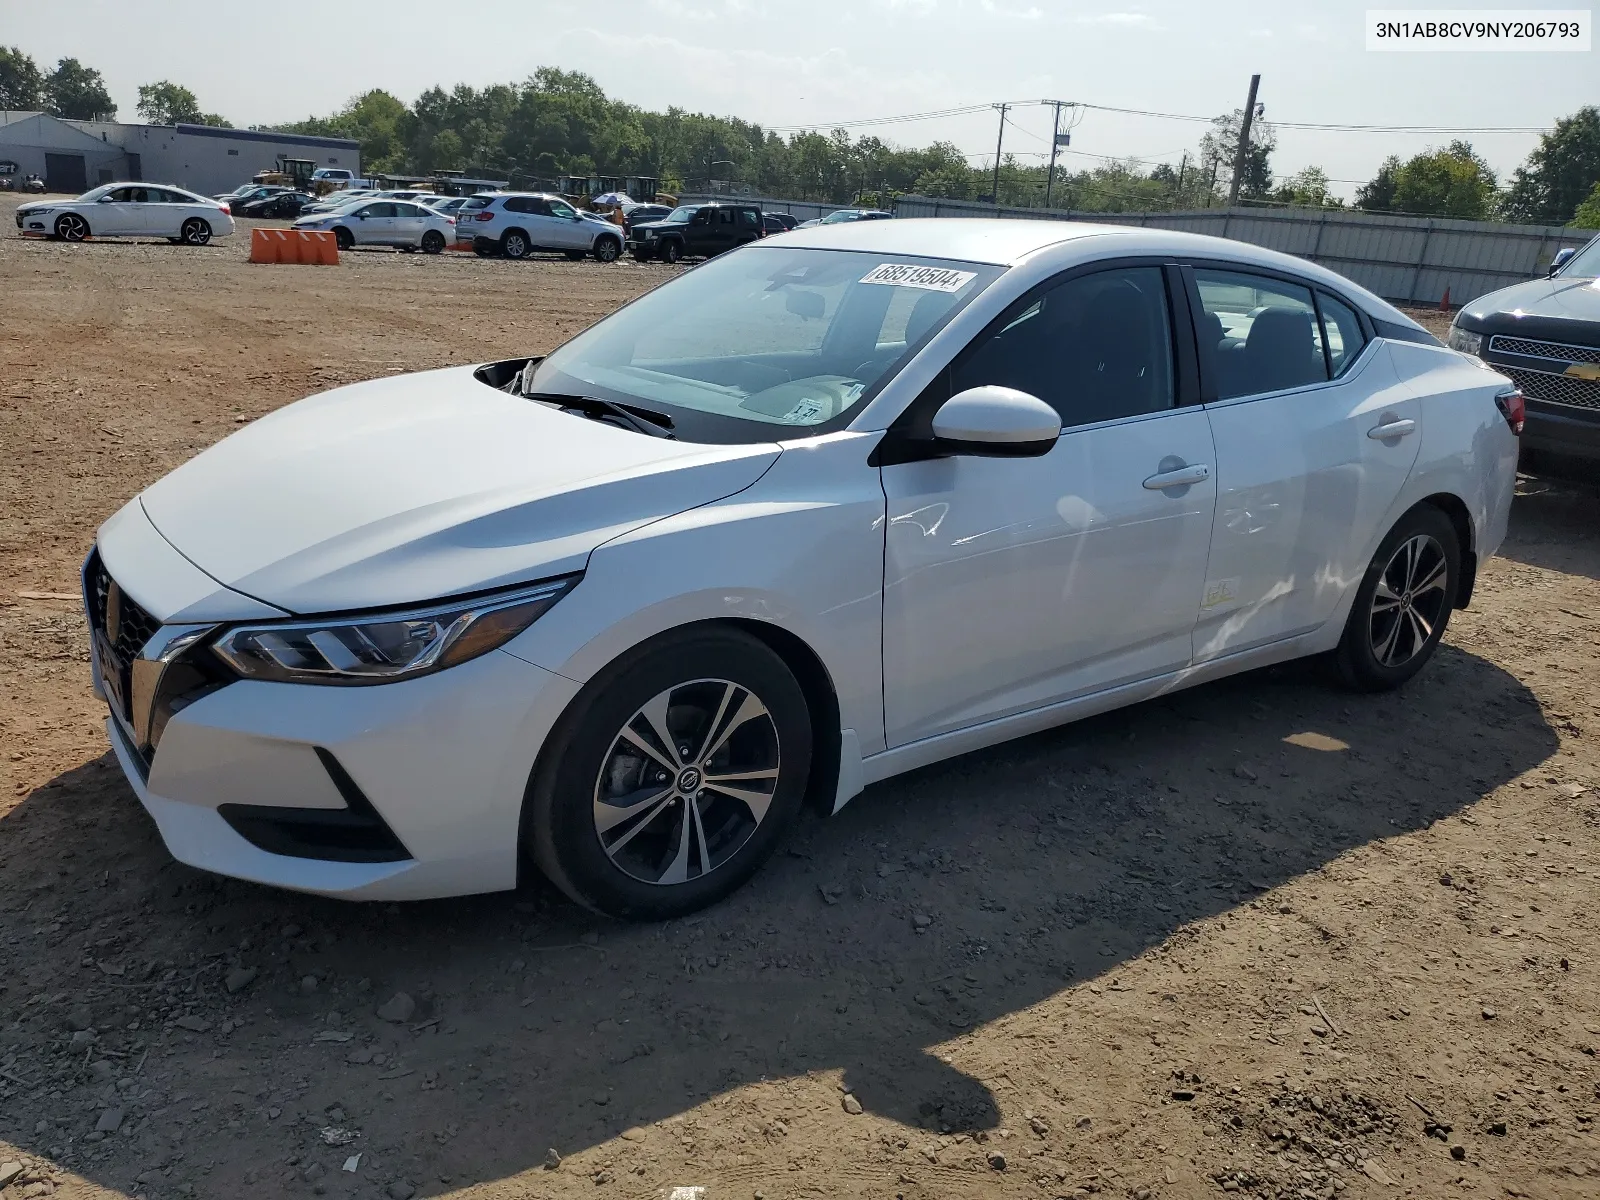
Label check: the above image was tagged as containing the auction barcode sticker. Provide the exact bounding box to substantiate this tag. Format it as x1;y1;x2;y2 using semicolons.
859;263;977;292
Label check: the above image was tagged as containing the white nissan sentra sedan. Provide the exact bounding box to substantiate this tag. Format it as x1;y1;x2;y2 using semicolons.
84;220;1521;918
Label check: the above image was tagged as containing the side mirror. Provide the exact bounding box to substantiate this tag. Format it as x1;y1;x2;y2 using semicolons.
1549;247;1577;277
930;386;1061;457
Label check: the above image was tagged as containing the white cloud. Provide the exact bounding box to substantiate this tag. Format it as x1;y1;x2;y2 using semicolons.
1073;12;1157;26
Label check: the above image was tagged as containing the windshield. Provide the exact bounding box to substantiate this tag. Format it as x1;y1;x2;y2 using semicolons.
527;246;1000;442
822;210;863;224
1559;237;1600;278
663;206;698;224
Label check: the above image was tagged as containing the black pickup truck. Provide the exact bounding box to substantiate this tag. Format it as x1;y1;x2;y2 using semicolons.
628;201;764;263
1450;233;1600;464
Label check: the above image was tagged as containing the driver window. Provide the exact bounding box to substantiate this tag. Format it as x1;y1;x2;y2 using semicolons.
691;210;711;226
550;200;577;219
951;266;1175;429
127;188;149;203
106;187;132;202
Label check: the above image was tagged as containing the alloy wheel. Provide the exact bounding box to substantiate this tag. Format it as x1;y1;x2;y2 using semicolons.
592;679;781;886
57;214;87;241
182;219;210;245
1368;533;1449;667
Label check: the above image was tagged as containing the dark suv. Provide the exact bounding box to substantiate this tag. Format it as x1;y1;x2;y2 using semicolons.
1450;232;1600;464
628;202;764;262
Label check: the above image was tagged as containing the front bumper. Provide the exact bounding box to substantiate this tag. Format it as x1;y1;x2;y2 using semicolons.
104;646;582;900
1521;398;1600;461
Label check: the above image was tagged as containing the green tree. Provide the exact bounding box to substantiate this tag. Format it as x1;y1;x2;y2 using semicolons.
1390;141;1499;219
1198;108;1276;202
135;80;229;127
1273;166;1342;209
1504;106;1600;224
1355;155;1401;211
0;45;42;111
43;58;115;120
1571;179;1600;230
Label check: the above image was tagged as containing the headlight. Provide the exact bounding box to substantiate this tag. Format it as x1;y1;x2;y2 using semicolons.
1447;325;1484;356
211;577;577;685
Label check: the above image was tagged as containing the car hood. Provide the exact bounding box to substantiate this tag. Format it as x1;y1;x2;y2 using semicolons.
1463;275;1600;342
631;220;685;233
137;365;782;614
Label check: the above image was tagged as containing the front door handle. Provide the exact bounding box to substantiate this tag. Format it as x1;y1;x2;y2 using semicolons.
1367;417;1416;440
1143;463;1211;490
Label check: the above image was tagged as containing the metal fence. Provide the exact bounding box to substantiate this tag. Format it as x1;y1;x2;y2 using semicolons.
889;195;1596;307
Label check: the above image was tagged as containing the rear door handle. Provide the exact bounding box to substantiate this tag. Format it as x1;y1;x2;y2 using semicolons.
1367;417;1416;439
1143;463;1211;490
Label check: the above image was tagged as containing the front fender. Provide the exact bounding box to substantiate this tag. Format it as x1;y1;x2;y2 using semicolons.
498;431;888;757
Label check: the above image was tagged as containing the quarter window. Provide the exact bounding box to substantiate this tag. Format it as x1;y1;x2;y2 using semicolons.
950;266;1176;429
1316;292;1367;378
1194;268;1328;399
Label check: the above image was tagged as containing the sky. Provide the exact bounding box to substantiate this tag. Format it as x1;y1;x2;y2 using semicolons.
3;0;1594;199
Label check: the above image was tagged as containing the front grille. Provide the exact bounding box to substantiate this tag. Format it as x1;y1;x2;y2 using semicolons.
88;554;160;681
1501;366;1600;413
1489;335;1600;365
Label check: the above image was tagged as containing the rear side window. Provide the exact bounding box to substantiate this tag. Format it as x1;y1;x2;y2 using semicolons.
741;209;760;228
952;266;1175;430
504;197;549;215
1316;292;1367;377
1194;269;1328;400
718;209;736;225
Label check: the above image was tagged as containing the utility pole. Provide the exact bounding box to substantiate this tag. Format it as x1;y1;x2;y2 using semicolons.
1044;100;1064;208
1227;73;1261;207
990;102;1008;205
1176;151;1188;199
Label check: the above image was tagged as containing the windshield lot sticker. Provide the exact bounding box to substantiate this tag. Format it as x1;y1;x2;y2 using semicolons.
859;263;976;292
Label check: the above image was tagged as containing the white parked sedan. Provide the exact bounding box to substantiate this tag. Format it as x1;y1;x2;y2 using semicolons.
16;183;235;244
293;199;456;253
84;220;1520;917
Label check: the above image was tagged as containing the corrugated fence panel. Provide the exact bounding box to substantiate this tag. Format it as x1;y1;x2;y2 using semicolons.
883;195;1596;306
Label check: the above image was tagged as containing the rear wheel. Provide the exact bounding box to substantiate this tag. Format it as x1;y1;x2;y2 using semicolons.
55;213;89;241
180;218;211;246
501;229;530;260
333;226;354;251
593;235;621;263
1333;505;1459;691
525;629;813;920
420;230;445;254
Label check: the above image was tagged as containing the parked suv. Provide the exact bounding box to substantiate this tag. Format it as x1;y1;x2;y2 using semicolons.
628;202;764;263
458;192;624;262
1449;232;1600;465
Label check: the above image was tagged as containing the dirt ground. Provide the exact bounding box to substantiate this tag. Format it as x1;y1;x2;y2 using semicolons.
2;196;1598;1200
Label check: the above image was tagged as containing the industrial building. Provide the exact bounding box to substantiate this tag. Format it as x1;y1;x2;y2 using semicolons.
0;111;359;196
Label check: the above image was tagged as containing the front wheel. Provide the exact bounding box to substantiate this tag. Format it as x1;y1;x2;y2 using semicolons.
592;236;621;263
55;213;89;241
420;230;445;254
333;226;354;251
180;218;211;246
525;629;813;920
659;239;682;264
1333;504;1459;691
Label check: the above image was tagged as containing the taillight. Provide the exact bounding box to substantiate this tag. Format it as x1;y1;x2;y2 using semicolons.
446;217;455;225
474;211;494;222
218;203;230;215
1494;387;1525;436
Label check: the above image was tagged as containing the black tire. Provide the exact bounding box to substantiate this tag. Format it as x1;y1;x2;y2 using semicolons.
501;229;530;260
333;226;354;251
55;213;89;241
525;628;813;920
1333;504;1459;692
592;235;621;263
659;238;683;264
421;230;445;254
180;218;211;246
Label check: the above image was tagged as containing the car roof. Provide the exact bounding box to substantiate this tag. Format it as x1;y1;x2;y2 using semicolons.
798;218;1428;329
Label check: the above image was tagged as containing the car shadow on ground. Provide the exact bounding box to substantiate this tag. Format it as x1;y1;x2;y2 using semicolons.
0;643;1555;1197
